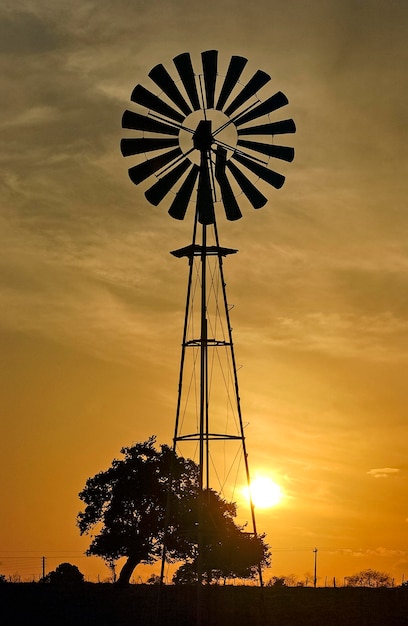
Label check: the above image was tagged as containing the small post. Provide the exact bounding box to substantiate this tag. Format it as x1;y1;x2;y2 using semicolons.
42;556;46;581
313;548;318;588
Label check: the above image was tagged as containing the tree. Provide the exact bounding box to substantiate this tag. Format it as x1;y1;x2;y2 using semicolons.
172;563;198;585
172;488;270;584
345;568;393;588
78;436;200;586
146;573;161;585
267;576;286;587
267;574;298;587
42;563;84;584
78;436;269;586
0;574;7;584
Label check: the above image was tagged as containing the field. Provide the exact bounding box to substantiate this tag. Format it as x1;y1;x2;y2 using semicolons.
2;583;408;625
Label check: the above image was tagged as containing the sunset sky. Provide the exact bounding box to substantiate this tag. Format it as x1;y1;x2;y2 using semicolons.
1;0;408;584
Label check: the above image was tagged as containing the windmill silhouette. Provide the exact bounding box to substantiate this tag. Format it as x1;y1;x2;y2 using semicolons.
121;50;295;588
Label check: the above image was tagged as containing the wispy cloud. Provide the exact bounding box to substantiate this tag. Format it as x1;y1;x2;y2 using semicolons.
331;547;407;558
367;468;400;479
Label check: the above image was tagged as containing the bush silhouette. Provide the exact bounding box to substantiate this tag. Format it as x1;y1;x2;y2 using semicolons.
42;562;84;584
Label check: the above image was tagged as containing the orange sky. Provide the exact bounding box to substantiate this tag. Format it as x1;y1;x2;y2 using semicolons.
1;0;408;584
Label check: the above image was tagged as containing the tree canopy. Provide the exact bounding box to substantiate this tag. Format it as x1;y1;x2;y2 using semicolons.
345;568;393;588
172;488;269;584
78;437;199;585
42;563;84;585
77;436;269;585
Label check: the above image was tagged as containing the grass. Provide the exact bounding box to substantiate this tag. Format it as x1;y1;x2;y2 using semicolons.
2;583;408;625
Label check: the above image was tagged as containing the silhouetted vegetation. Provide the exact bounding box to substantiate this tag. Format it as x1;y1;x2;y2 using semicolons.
267;575;289;587
344;568;393;588
77;436;269;586
41;563;84;585
172;487;269;584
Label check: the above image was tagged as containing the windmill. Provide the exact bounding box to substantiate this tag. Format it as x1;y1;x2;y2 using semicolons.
121;50;295;587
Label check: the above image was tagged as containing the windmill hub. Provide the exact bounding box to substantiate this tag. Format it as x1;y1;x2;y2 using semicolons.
179;109;238;166
193;120;213;151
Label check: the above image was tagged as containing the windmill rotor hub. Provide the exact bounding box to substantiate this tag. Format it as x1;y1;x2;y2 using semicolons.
179;109;238;166
193;120;213;151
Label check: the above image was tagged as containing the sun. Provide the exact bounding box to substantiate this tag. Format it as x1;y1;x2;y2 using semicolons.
244;476;283;509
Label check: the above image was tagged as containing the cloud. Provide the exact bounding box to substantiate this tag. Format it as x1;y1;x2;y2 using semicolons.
333;547;407;558
367;468;400;479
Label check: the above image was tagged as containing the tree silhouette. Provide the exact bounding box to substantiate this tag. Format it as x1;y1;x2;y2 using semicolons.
179;488;270;583
266;574;298;587
172;519;269;585
77;437;199;586
78;436;269;586
146;573;161;585
42;563;84;584
345;568;393;588
267;576;287;587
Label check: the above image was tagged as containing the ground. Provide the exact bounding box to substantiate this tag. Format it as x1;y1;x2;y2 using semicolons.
2;584;408;625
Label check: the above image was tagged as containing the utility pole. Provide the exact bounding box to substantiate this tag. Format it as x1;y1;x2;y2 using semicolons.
313;548;318;588
42;556;46;581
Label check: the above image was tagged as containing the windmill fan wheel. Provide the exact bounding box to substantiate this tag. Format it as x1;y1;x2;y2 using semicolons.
121;50;296;225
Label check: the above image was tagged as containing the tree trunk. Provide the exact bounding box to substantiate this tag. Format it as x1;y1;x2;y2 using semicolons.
115;554;141;587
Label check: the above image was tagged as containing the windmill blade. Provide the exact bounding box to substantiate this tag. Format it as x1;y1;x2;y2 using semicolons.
148;64;192;116
232;152;285;189
168;164;199;220
238;118;296;136
226;160;267;209
201;50;218;110
121;137;179;156
214;147;242;221
128;148;182;185
237;139;295;162
224;70;271;118
216;55;248;111
234;91;288;127
131;84;184;123
145;159;191;206
197;152;215;224
173;52;200;111
122;110;180;136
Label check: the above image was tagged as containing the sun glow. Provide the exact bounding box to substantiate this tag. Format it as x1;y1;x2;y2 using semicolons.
244;476;283;508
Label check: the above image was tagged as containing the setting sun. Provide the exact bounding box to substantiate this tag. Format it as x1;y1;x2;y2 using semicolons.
244;476;283;509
